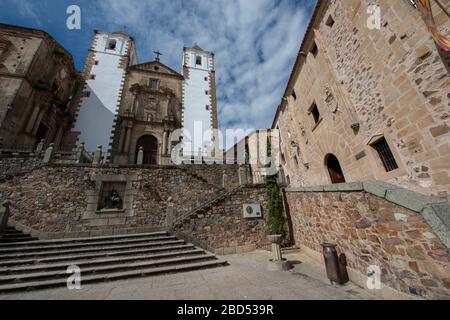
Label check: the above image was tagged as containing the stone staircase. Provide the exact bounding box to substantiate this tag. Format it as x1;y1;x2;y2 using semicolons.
0;226;38;243
0;231;227;293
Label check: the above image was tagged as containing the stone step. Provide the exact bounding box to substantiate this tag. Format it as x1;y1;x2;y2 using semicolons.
0;235;177;255
0;239;186;260
0;259;227;294
0;236;38;243
0;244;197;268
0;248;206;275
0;253;217;285
0;231;168;248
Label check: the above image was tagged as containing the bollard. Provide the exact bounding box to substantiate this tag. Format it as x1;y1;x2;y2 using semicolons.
322;243;349;286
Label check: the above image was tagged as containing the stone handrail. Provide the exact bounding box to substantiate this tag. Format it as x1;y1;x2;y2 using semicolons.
286;181;450;250
170;186;243;228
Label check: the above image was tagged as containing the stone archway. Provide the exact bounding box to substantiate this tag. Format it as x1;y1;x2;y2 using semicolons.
135;135;158;165
325;154;346;184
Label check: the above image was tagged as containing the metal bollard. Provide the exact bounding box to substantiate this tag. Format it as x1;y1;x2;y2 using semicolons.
322;243;349;286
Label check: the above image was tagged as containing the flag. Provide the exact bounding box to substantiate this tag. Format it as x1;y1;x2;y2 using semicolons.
416;0;450;51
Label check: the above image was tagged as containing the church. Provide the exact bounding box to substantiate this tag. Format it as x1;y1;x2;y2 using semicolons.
71;30;219;165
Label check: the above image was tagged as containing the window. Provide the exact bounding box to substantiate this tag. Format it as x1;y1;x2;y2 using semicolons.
89;74;96;80
196;55;202;66
371;137;399;172
311;41;318;57
204;76;208;81
85;91;91;97
309;102;321;124
94;60;99;65
205;90;209;95
149;79;159;89
107;39;117;50
292;90;297;101
326;15;335;27
205;105;210;111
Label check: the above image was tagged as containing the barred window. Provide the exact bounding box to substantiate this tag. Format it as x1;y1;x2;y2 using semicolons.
372;138;399;172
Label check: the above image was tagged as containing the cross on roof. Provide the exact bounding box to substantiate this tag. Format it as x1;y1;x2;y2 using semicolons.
153;50;163;61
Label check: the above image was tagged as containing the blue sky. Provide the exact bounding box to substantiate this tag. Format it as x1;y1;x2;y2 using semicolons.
0;0;315;143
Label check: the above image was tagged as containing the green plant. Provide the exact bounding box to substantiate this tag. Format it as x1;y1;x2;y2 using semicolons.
265;137;285;236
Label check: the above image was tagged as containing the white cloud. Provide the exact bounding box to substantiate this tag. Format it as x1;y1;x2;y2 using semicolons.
90;0;312;148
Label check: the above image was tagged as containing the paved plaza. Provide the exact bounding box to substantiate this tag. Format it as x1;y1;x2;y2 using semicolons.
0;250;377;300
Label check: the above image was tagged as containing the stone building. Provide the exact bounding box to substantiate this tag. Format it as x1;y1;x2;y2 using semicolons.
0;23;78;149
72;30;138;159
111;57;184;165
273;0;450;197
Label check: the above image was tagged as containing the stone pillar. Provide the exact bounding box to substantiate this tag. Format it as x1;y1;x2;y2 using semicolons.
118;122;127;153
136;147;144;165
92;145;103;165
123;125;133;154
42;143;55;164
53;127;64;150
0;201;11;237
76;142;85;164
31;109;46;136
222;170;228;189
25;105;40;133
162;131;168;156
35;139;45;156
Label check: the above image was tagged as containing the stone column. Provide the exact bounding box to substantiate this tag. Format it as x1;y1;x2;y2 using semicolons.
31;109;46;136
123;124;133;155
25;105;40;133
53;127;64;150
118;122;127;153
162;131;168;156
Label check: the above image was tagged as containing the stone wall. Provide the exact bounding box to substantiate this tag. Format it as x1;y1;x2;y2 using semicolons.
172;185;269;255
285;182;450;299
275;0;450;197
0;163;264;246
0;155;42;182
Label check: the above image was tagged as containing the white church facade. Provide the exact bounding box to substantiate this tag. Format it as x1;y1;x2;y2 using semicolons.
72;31;218;164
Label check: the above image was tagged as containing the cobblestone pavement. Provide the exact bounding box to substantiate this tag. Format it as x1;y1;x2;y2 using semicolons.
0;250;378;300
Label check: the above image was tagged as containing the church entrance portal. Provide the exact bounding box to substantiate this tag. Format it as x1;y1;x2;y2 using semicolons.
136;135;158;165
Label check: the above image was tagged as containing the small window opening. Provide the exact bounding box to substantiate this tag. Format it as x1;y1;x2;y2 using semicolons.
108;39;117;50
196;55;202;66
371;137;399;172
326;15;335;27
311;41;318;57
149;79;159;90
90;74;96;80
292;90;297;100
309;102;320;124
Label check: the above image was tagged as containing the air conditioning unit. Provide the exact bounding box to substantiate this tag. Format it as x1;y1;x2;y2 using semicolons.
243;203;262;219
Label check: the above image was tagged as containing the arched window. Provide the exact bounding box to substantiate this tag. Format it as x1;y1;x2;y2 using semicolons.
108;39;117;50
325;154;346;184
